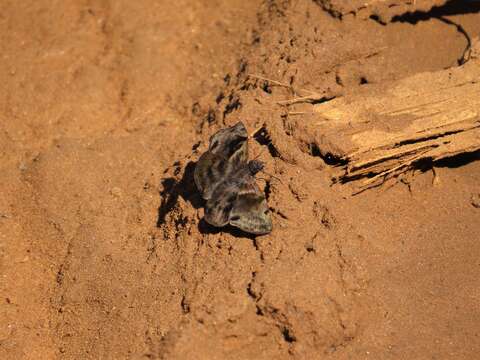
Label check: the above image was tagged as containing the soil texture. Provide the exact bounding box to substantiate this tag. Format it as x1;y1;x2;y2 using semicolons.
1;0;479;359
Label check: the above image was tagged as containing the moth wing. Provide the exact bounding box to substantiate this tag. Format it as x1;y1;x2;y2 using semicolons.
194;151;229;200
228;178;272;235
204;181;238;227
228;140;248;171
208;122;249;167
195;122;249;200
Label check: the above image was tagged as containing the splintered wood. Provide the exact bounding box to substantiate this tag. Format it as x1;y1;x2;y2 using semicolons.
311;63;480;189
315;0;449;20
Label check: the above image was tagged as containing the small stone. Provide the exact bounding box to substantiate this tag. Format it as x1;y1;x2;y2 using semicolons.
471;194;480;209
110;187;122;197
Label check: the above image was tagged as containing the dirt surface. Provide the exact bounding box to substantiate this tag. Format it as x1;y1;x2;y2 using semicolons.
1;0;479;359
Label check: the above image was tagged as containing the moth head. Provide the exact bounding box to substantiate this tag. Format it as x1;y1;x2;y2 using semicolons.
248;160;264;175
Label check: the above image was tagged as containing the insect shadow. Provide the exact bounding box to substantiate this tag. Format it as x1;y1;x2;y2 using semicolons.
197;218;258;239
156;160;259;239
156;161;203;227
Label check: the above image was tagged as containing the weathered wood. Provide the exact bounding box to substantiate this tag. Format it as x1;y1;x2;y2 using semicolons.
310;62;480;188
314;0;448;20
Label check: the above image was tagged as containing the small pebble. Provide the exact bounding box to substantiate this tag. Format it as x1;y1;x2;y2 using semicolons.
110;187;122;197
471;193;480;209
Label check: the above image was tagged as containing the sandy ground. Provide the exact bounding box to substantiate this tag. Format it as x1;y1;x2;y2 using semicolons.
1;0;479;359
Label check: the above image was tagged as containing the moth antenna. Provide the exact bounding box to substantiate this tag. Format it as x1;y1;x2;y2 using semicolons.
252;146;267;161
249;124;265;139
258;170;283;185
267;173;283;184
256;177;273;186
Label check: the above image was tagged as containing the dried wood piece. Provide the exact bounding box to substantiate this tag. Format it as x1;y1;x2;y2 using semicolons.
308;62;480;189
314;0;449;20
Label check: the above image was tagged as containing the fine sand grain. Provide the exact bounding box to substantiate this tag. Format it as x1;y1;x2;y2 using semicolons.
1;1;479;359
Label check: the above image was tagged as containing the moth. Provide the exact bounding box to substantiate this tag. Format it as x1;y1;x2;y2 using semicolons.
194;122;272;235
